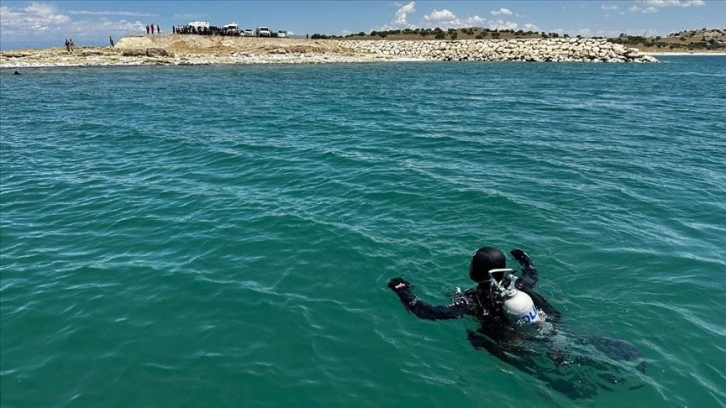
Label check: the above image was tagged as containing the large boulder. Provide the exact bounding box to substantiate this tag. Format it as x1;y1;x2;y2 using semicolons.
121;49;146;57
146;48;174;57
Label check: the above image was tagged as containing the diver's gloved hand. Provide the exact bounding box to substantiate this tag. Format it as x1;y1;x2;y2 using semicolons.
510;249;534;267
511;248;539;289
388;277;418;308
510;249;528;261
387;277;411;292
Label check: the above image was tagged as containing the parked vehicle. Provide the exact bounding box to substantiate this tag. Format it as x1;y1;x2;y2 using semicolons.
187;21;210;30
243;28;254;37
256;26;271;37
277;30;288;38
222;22;239;36
182;21;212;35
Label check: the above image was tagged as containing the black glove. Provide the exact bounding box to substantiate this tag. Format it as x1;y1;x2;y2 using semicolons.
510;249;527;261
512;249;536;266
387;277;411;292
510;249;538;289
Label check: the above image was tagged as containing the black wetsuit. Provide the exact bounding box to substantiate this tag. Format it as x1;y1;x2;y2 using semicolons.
388;249;646;400
389;249;560;328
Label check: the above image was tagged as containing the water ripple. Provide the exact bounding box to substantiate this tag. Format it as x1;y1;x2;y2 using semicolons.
2;57;725;407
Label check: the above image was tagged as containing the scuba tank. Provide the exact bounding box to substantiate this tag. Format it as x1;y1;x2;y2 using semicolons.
503;289;540;324
488;268;541;325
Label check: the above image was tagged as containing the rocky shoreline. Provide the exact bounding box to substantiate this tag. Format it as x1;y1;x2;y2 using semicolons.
1;35;661;68
337;38;659;63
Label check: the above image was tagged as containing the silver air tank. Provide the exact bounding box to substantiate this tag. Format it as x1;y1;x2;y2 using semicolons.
489;268;540;325
502;289;540;324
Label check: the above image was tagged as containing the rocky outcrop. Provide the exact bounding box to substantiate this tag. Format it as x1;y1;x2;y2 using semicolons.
145;48;174;57
332;38;658;63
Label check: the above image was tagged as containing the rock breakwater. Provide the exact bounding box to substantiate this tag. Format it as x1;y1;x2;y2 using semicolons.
1;36;657;68
333;38;658;63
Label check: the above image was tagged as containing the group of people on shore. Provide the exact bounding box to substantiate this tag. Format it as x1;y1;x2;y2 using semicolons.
146;24;161;35
61;36;115;51
173;25;212;35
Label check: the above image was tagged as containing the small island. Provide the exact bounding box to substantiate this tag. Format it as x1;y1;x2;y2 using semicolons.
2;28;724;68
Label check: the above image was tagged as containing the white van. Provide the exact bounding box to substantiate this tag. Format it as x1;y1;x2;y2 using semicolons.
187;21;210;29
222;22;239;35
256;26;271;37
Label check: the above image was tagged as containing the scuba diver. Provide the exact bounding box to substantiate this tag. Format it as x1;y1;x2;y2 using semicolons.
388;246;647;400
389;247;560;326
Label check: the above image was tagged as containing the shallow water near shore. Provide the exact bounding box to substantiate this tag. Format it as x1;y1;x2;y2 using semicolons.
2;56;725;407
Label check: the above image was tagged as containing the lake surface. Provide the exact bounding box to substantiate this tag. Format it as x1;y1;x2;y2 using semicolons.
1;56;725;407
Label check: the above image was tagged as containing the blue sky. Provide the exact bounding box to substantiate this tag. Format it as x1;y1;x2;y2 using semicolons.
1;1;723;50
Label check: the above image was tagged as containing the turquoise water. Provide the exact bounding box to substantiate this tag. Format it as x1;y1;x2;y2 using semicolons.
1;56;725;407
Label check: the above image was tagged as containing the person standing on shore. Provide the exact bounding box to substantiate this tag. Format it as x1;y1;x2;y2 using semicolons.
64;39;70;52
109;36;114;48
156;25;160;34
146;25;150;35
151;24;155;34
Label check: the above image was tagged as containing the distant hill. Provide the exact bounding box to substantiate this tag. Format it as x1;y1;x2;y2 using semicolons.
610;28;726;52
323;27;726;53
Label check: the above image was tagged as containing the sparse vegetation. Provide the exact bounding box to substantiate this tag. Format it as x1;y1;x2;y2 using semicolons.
609;29;725;51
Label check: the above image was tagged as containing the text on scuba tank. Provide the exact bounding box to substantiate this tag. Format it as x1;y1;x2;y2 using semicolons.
517;307;539;324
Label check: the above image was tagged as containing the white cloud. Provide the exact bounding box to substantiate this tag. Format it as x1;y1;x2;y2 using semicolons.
69;10;157;17
375;1;419;31
629;5;658;13
376;4;513;32
424;9;457;23
25;2;70;24
420;9;485;29
630;0;705;12
601;4;619;11
0;2;70;35
491;8;513;16
467;16;485;26
0;2;146;41
522;23;540;32
641;0;705;6
394;1;416;26
487;19;518;31
93;19;148;33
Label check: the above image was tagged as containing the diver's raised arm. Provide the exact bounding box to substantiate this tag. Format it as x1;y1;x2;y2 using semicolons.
387;278;469;320
510;249;538;289
509;250;562;321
